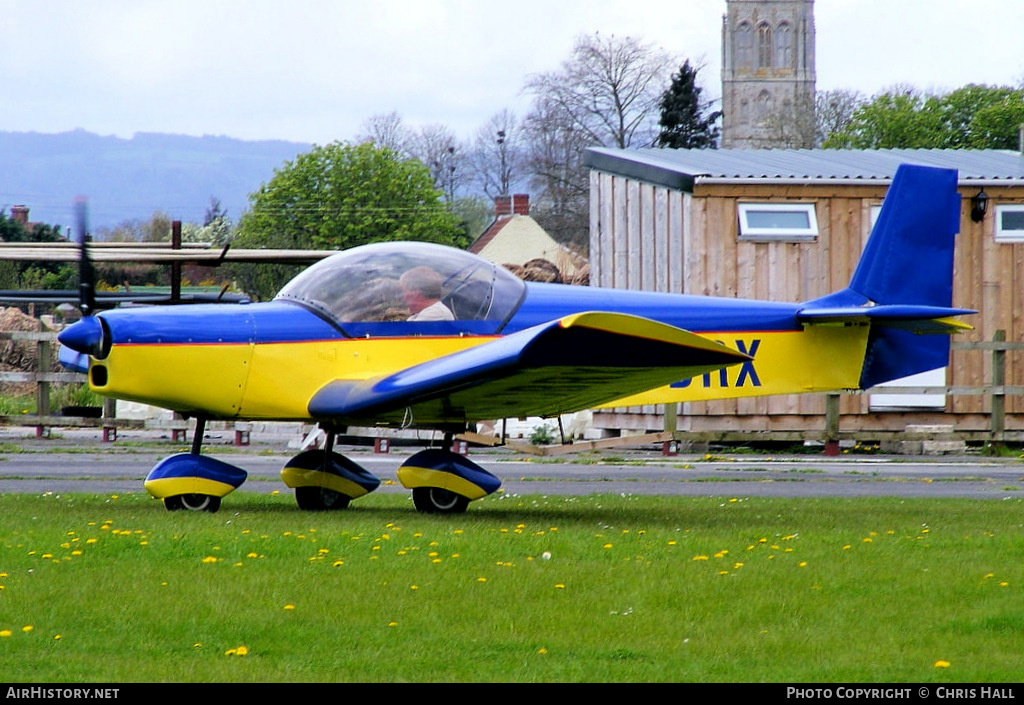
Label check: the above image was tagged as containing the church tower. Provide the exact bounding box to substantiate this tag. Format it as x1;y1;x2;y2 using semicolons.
721;0;816;148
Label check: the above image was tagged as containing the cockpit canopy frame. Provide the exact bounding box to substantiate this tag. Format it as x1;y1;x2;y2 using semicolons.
276;241;527;337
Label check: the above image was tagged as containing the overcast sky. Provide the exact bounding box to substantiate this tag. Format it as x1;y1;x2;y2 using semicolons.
2;0;1023;145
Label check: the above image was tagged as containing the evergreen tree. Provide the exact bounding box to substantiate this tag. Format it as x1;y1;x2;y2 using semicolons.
655;61;721;149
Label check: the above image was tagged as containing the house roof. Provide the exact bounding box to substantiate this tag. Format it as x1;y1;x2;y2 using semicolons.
468;217;510;255
583;148;1024;191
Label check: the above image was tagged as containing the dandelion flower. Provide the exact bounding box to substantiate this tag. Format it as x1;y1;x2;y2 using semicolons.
934;660;950;668
0;630;11;638
284;604;295;610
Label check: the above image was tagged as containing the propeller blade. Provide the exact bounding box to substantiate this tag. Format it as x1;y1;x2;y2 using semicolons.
74;197;96;317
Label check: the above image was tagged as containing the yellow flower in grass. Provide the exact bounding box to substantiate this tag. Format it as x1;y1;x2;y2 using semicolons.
225;645;249;656
934;660;950;668
0;630;11;638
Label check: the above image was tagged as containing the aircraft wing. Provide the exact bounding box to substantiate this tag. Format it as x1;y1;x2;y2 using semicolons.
308;312;750;426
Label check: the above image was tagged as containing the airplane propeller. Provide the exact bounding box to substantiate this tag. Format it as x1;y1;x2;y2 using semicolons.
74;197;97;317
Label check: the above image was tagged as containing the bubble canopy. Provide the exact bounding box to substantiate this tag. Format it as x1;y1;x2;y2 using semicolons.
275;241;527;337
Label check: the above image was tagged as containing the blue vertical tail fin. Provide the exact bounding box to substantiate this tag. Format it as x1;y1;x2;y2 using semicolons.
849;165;961;308
801;164;967;389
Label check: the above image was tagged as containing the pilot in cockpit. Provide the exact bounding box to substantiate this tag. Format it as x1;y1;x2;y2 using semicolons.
400;266;455;321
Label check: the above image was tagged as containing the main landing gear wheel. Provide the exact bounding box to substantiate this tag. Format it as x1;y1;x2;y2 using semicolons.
294;486;352;511
412;487;470;514
163;494;222;513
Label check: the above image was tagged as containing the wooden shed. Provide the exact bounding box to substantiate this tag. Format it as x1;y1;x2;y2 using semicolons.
582;147;1024;443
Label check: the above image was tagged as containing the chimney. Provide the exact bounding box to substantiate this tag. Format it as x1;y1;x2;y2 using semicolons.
10;205;29;225
494;195;512;218
512;193;530;216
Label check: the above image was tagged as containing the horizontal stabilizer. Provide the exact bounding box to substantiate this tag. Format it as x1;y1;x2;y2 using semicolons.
308;312;749;426
797;302;974;334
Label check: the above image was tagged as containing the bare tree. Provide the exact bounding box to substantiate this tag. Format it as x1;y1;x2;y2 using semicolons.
356;111;413;157
522;95;592;248
408;124;467;203
524;33;677;150
469;109;527;198
814;89;865;144
522;33;677;251
761;89;866;148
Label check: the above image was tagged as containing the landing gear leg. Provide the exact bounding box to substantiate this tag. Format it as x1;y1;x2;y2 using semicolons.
282;425;381;510
162;418;221;512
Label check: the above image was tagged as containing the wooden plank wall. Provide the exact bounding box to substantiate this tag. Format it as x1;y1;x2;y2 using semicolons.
590;171;1024;432
953;185;1024;415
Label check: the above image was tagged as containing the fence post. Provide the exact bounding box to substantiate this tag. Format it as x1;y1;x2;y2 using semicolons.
991;330;1006;446
824;393;840;455
35;330;50;437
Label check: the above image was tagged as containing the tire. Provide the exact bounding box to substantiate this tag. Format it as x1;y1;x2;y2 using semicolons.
164;494;221;513
412;487;469;514
295;486;351;511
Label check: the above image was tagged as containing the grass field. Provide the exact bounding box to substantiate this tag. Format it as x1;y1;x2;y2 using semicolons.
1;489;1022;683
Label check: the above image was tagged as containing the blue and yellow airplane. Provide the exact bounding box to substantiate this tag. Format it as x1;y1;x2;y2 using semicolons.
57;164;972;514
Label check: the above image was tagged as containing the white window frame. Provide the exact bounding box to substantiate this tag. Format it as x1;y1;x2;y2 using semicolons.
995;204;1024;243
737;202;818;241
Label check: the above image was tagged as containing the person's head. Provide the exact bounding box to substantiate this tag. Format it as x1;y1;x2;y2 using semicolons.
400;266;444;313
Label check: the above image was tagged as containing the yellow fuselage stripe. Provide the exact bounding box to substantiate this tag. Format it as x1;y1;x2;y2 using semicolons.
90;324;869;419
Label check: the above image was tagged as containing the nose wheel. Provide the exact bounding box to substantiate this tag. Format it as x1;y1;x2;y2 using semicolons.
163;493;222;513
412;487;469;514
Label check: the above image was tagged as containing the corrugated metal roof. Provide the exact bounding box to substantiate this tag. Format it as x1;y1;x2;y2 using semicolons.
583;148;1024;191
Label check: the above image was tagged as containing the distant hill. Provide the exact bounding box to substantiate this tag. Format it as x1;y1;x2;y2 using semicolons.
0;129;312;234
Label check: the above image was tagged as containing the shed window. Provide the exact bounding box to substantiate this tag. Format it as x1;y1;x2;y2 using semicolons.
995;205;1024;243
737;203;818;241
